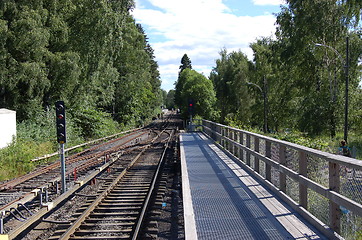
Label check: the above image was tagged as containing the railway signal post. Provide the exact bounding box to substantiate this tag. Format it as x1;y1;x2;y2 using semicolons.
55;101;67;193
188;99;194;131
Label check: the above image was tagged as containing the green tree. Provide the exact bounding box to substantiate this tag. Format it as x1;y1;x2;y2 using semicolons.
178;69;217;120
179;53;192;72
1;1;51;119
210;49;251;126
275;0;361;136
175;54;193;107
165;89;176;110
0;0;163;137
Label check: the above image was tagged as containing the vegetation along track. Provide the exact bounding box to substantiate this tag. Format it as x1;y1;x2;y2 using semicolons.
1;113;182;239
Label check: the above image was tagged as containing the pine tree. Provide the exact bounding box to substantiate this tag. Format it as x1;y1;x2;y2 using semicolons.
179;54;192;73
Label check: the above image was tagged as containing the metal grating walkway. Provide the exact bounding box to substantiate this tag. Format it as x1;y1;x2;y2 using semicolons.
180;132;327;240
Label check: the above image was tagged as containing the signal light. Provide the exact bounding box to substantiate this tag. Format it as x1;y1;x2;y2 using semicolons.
55;101;66;144
188;99;194;115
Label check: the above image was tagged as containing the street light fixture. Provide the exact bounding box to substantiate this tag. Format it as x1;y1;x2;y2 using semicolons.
315;37;349;142
246;76;268;133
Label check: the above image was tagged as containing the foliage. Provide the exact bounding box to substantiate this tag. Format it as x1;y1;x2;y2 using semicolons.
208;0;361;139
270;131;331;151
210;49;252;125
0;0;162;127
72;108;120;139
0;0;163;179
0;139;54;181
174;53;192;107
179;53;192;72
17;108;83;145
176;69;218;120
0;107;122;181
165;89;176;109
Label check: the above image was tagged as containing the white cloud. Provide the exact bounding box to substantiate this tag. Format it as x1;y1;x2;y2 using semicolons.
252;0;285;6
158;64;179;86
133;0;278;91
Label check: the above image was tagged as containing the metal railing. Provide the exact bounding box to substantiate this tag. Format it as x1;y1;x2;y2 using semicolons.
201;119;362;240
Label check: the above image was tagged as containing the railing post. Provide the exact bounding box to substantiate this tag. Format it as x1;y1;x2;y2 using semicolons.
228;128;233;154
265;141;272;181
329;162;341;233
299;151;308;209
239;132;244;161
234;130;239;155
226;128;230;151
235;131;239;158
212;122;216;141
216;125;222;142
279;144;286;193
229;128;233;153
229;128;232;152
233;130;237;155
246;134;251;166
254;137;260;173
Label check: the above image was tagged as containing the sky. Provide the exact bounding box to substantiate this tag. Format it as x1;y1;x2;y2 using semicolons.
132;0;286;91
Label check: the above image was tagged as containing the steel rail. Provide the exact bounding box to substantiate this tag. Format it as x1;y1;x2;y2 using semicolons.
57;119;173;240
30;127;143;162
132;128;174;239
0;131;149;217
0;130;147;192
5;149;125;239
0;129;146;191
57;131;166;239
1;117;174;239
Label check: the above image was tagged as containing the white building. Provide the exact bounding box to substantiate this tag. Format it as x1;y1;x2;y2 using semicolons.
0;108;16;148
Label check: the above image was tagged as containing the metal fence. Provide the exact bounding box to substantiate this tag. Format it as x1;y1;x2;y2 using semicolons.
200;119;362;240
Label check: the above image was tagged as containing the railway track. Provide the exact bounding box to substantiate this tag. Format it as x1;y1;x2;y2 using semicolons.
0;128;149;191
0;127;154;216
1;114;181;239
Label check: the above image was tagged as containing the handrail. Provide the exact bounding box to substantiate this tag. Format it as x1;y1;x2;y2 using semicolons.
202;119;362;169
200;119;362;239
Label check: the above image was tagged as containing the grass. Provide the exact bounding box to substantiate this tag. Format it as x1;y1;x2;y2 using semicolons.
0;139;55;181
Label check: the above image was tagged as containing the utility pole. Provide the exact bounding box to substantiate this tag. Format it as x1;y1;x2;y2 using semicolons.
315;36;349;142
344;36;349;143
263;76;268;133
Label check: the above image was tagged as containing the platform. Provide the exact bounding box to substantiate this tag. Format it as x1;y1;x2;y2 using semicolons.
180;132;327;240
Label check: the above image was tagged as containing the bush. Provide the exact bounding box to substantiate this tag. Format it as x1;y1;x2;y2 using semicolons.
0;139;53;181
0;106;131;181
72;108;121;139
270;131;330;151
17;108;84;146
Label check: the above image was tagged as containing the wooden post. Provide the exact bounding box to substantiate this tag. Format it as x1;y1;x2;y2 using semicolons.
239;132;244;161
217;125;221;143
246;134;251;166
265;141;272;181
279;144;286;193
329;162;341;233
232;130;236;155
230;129;234;153
226;128;229;150
254;137;260;173
236;132;240;158
299;151;308;209
210;122;214;140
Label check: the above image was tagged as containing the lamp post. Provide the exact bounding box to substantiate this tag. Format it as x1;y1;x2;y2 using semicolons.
246;76;268;133
315;37;349;142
